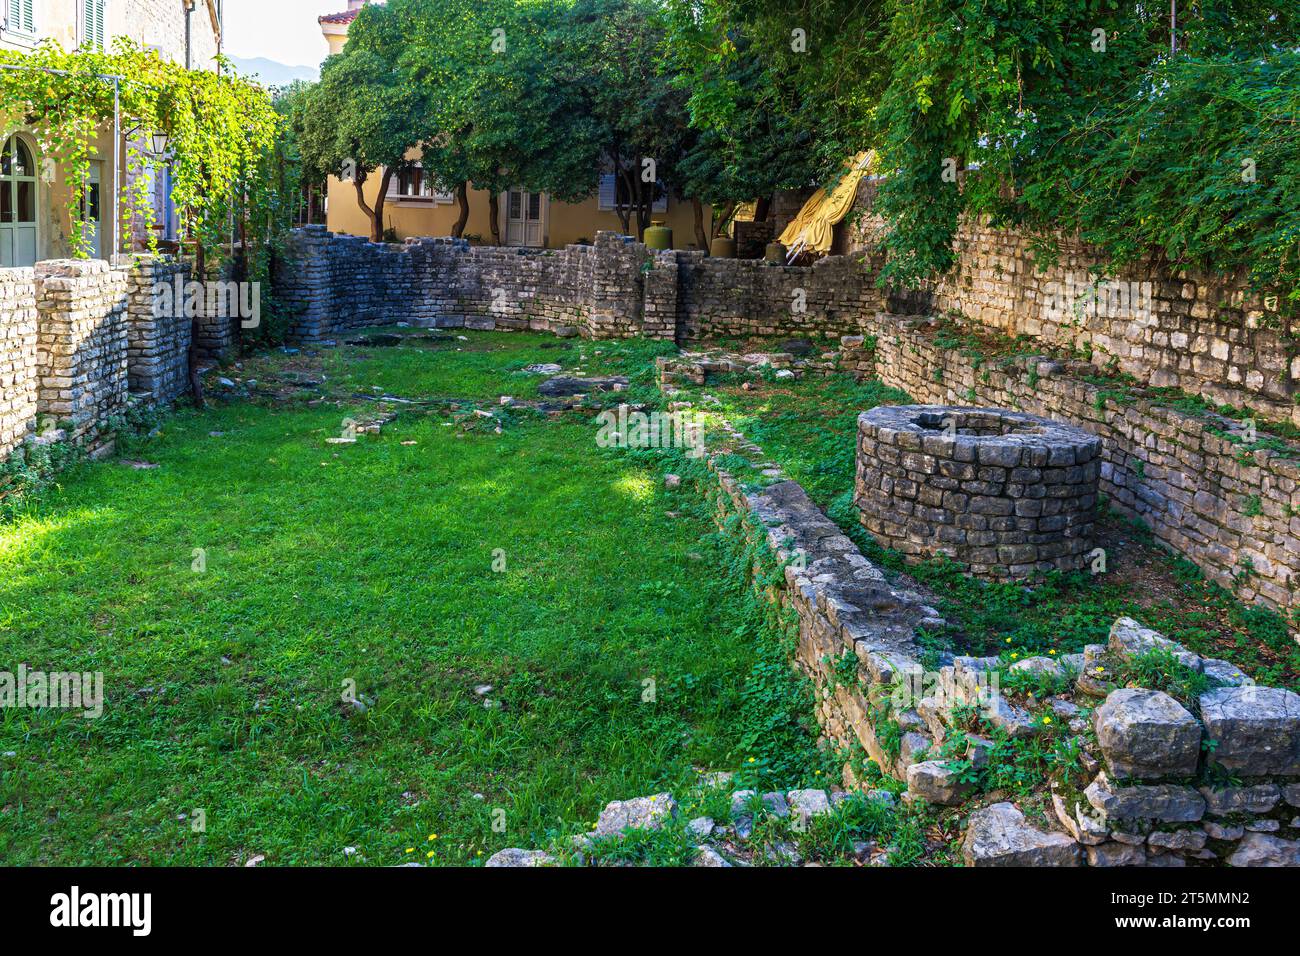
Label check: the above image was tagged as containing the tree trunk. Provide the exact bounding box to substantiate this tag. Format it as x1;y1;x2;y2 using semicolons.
233;189;248;350
712;201;737;241
372;167;394;242
353;170;375;237
691;197;708;250
452;182;470;238
754;195;772;223
615;166;637;236
488;192;501;245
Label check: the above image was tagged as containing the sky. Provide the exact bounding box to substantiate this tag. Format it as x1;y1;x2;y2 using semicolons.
221;0;347;67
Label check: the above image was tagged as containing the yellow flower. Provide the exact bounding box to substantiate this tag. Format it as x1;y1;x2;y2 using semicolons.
1043;716;1053;725
1004;637;1012;644
1095;666;1105;674
1010;652;1019;659
1048;649;1057;656
426;850;435;858
476;850;483;857
747;757;756;763
428;833;438;841
405;847;414;854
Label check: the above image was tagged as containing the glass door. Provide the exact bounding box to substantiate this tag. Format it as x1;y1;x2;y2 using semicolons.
0;136;39;268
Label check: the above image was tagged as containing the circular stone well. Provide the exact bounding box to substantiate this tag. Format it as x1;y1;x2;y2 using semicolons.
855;406;1102;579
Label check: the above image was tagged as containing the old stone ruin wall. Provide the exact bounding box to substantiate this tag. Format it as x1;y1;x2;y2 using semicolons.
275;225;887;344
277;227;661;341
706;449;1300;866
845;314;1300;614
0;257;195;465
674;250;885;341
843;189;1296;428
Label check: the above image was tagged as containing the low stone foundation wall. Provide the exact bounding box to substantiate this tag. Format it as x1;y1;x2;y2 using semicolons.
855;405;1101;578
275;226;885;343
698;419;1300;865
846;313;1300;614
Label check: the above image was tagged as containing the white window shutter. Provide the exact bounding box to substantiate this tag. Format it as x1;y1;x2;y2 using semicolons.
598;174;616;211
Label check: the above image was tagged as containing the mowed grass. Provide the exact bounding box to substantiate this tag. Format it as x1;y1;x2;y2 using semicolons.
307;328;675;403
0;334;763;866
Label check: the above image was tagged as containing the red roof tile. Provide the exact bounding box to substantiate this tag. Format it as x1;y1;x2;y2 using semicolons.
319;10;360;25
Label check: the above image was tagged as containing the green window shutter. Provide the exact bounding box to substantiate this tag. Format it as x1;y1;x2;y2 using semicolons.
83;0;104;50
14;0;35;35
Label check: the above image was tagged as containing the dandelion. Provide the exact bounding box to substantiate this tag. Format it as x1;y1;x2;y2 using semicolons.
426;850;435;859
1010;652;1019;660
428;833;438;841
405;847;414;854
1043;716;1053;725
1004;637;1012;644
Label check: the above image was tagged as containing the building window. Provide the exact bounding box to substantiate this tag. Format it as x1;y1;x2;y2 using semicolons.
390;164;453;204
4;0;38;39
80;0;107;52
598;172;668;213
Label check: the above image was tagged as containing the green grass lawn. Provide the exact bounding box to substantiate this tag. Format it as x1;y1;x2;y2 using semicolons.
0;332;801;866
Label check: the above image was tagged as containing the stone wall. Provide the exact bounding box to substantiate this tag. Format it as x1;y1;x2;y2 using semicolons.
843;187;1295;427
275;226;885;343
846;313;1300;613
126;259;193;404
0;257;194;464
676;251;884;341
0;269;38;459
35;260;130;444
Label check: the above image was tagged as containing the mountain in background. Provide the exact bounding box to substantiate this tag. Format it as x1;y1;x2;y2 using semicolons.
226;55;319;89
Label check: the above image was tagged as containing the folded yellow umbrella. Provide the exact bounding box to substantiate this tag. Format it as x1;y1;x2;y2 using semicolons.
778;151;875;255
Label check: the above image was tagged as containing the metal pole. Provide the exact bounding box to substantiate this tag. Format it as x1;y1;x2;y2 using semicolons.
113;78;120;265
1171;1;1177;57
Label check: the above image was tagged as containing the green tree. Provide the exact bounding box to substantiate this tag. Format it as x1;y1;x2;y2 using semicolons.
664;7;831;248
567;0;692;240
299;2;432;242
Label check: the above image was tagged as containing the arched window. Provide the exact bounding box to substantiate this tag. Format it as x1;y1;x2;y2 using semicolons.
1;134;39;268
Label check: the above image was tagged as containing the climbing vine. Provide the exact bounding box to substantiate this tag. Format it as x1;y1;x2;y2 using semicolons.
0;38;291;279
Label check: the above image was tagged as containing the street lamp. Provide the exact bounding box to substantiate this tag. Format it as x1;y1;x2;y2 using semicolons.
151;131;169;159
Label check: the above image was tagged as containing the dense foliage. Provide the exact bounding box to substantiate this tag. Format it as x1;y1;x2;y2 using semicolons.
0;39;288;268
671;1;1300;301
